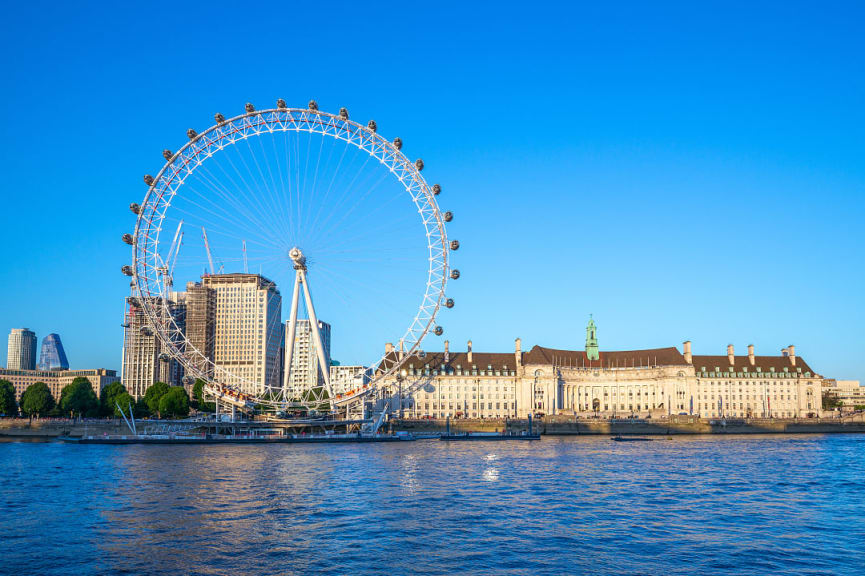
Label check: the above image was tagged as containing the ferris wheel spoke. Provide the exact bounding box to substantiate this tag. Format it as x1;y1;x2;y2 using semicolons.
306;137;352;238
241;138;288;241
302;130;327;230
235;138;294;244
308;153;374;245
218;145;290;244
312;208;419;256
193;158;278;239
313;261;408;300
252;133;299;246
304;132;344;232
170;186;279;248
267;132;299;248
308;169;393;250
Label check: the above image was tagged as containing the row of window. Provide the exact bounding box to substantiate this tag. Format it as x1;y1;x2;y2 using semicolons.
409;369;516;377
697;369;811;378
420;402;516;411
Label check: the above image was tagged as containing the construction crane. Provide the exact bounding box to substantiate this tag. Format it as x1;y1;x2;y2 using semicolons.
242;240;248;274
157;221;184;289
170;231;184;278
201;227;215;275
163;221;184;286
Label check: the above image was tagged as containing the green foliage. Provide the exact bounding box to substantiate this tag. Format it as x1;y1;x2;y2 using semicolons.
20;382;55;418
59;377;99;418
158;387;190;419
135;397;151;418
301;386;330;413
192;379;205;407
100;381;128;416
822;394;841;410
191;379;216;412
143;382;171;417
0;379;17;416
112;392;136;417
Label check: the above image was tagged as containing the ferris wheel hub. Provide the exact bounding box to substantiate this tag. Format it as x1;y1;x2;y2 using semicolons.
289;247;306;270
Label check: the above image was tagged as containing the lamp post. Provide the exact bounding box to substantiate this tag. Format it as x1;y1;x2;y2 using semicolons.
396;369;407;419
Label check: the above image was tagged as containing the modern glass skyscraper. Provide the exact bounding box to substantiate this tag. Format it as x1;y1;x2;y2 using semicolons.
38;333;69;370
7;328;37;370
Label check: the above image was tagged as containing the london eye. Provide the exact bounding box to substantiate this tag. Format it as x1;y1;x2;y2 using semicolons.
124;100;458;414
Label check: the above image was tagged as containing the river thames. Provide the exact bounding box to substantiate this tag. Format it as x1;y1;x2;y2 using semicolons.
2;435;864;575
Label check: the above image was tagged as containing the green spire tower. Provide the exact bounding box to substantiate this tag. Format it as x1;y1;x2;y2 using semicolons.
585;315;599;361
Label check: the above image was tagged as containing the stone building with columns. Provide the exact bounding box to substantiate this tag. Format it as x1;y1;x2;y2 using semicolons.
382;318;825;419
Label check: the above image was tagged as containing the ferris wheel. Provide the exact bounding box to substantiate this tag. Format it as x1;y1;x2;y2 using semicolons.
123;100;459;412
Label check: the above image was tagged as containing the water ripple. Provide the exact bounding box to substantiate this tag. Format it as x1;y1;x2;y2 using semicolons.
1;435;864;575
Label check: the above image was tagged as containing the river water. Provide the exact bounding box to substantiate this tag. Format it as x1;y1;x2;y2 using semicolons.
1;435;864;575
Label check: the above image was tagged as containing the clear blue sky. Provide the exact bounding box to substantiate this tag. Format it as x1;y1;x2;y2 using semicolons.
0;1;862;381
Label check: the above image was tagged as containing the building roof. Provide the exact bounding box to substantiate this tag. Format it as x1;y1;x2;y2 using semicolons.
690;355;815;375
202;273;278;290
382;345;689;372
382;350;519;373
523;345;688;368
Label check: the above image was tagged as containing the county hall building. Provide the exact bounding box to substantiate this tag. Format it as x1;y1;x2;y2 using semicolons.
384;318;824;420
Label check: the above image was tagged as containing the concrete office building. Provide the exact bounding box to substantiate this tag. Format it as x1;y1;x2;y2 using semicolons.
202;274;282;397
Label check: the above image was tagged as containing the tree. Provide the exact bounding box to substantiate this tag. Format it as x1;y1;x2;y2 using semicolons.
100;381;128;416
0;380;17;416
301;386;330;413
143;382;171;418
135;397;151;418
823;394;841;411
20;382;55;422
192;379;204;408
192;378;214;413
59;377;99;419
110;391;136;418
158;387;190;419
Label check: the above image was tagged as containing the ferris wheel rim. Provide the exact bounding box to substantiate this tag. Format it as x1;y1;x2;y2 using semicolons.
130;104;451;407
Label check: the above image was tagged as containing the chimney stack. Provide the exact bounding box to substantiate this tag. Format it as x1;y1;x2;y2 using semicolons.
683;341;692;364
398;339;405;361
515;337;522;367
444;340;450;363
727;344;735;366
385;342;394;355
467;339;473;363
788;344;796;366
748;344;755;366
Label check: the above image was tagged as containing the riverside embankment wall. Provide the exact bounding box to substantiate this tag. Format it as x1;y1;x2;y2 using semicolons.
4;416;865;438
394;415;865;435
0;419;125;437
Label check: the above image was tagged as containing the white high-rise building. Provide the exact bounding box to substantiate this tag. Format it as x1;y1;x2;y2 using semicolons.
286;319;331;399
203;274;282;397
7;328;37;370
329;364;370;395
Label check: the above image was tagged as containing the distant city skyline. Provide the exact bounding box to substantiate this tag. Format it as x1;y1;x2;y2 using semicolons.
0;2;863;382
